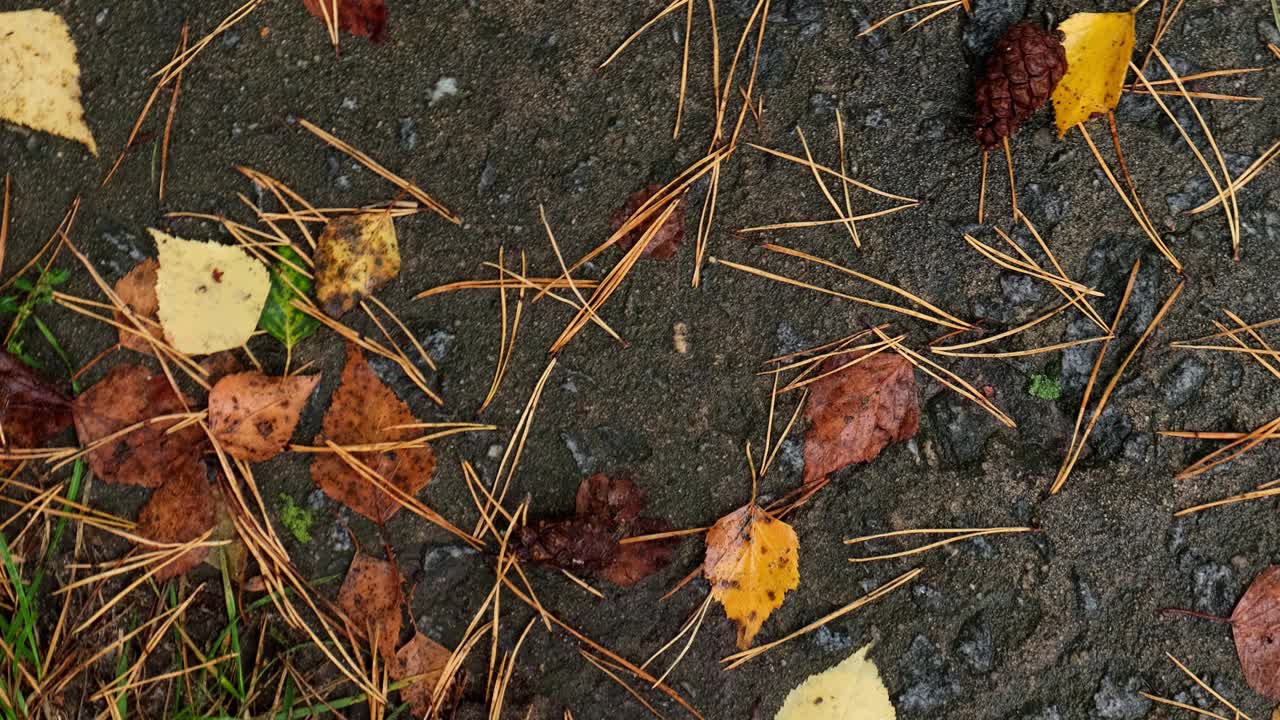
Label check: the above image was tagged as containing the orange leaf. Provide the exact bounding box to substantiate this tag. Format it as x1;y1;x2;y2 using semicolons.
136;459;216;579
309;344;435;523
113;259;162;355
802;351;919;484
208;371;320;462
299;0;389;43
391;631;452;717
703;504;799;649
338;552;403;661
72;364;207;487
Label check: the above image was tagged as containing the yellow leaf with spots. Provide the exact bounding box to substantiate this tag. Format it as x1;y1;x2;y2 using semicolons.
153;230;271;355
0;10;97;154
315;212;400;318
1051;10;1137;135
704;504;799;649
774;644;894;720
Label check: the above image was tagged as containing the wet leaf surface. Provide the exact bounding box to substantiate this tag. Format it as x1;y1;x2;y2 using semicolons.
153;229;271;355
517;473;675;587
0;10;96;154
208;371;320;462
259;246;320;352
112;258;162;354
609;184;686;261
391;631;452;717
802;351;919;485
300;0;389;43
1233;565;1280;700
0;349;73;458
1051;10;1137;135
314;213;400;319
309;344;434;523
704;504;800;649
135;459;216;580
775;644;894;720
338;552;403;661
72;364;207;487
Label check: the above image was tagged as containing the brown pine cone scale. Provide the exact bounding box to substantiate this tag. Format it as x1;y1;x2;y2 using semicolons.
974;22;1067;151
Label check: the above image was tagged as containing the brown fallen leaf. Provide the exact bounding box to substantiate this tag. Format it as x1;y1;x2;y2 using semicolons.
314;213;400;318
391;631;453;717
136;459;216;579
72;364;207;487
208;371;320;462
203;482;247;576
300;0;389;43
113;259;162;354
802;351;919;485
310;344;435;523
704;504;800;649
517;473;676;587
609;184;687;261
1232;566;1280;700
0;350;73;459
338;552;403;661
199;351;245;386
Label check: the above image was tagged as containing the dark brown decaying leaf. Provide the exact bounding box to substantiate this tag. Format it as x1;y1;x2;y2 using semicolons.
1232;565;1280;700
516;473;676;587
338;552;403;661
113;259;163;354
199;351;245;386
208;372;320;462
391;631;453;717
0;350;73;458
309;344;435;523
802;351;919;485
300;0;389;42
136;459;216;579
72;364;208;487
609;184;687;261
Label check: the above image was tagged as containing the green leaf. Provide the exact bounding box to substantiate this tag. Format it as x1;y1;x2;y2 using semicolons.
259;247;319;351
12;277;32;292
1027;373;1062;401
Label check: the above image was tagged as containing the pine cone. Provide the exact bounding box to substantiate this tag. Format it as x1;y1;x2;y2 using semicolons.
974;22;1067;151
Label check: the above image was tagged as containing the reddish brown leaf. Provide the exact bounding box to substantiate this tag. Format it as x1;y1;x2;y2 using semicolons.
309;344;435;523
72;364;207;487
391;631;452;717
199;351;245;386
0;350;72;459
517;473;675;587
575;472;644;528
1233;565;1280;700
609;184;687;261
338;552;403;661
300;0;389;43
601;518;677;588
136;459;216;579
208;372;319;462
113;259;163;355
802;351;919;485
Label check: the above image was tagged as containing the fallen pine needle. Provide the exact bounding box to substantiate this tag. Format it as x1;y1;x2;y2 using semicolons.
846;526;1033;562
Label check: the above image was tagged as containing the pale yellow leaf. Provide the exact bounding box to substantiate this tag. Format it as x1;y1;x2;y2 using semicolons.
1051;10;1137;135
775;644;894;720
704;504;800;649
0;10;97;154
153;230;270;355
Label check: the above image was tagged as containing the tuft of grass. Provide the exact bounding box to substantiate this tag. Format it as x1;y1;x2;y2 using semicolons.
278;494;314;544
1026;372;1062;401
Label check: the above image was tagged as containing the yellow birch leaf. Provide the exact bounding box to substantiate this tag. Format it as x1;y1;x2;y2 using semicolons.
704;504;800;650
314;212;400;318
774;644;894;720
1051;10;1137;135
0;10;97;154
153;230;271;355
